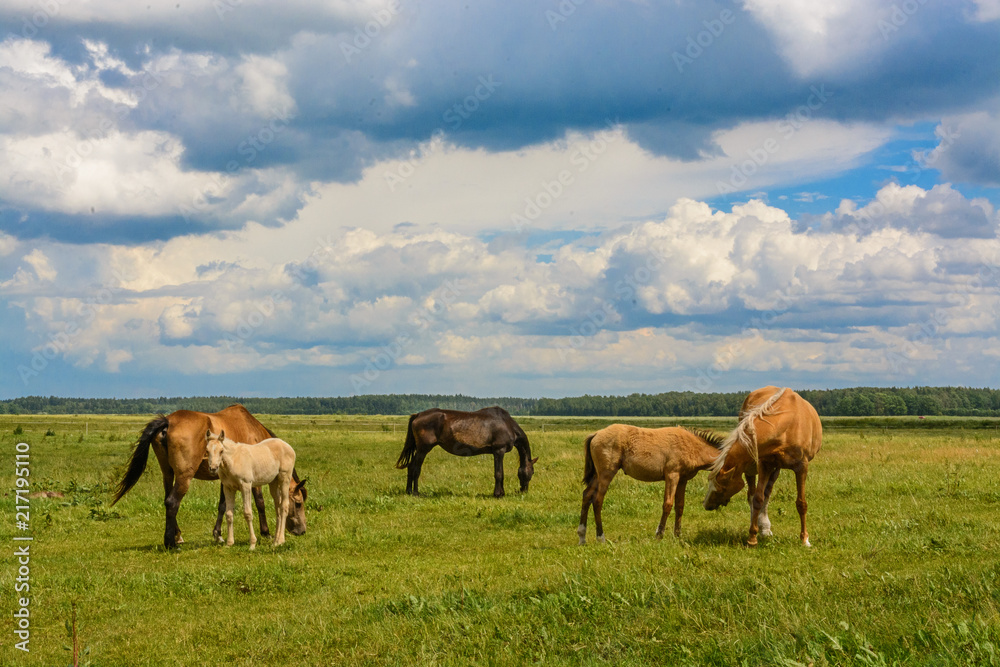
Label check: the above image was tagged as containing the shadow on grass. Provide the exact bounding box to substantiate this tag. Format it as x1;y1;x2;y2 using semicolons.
117;538;226;554
687;527;749;547
389;487;476;500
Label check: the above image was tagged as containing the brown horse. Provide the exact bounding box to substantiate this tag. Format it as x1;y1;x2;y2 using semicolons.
578;425;724;544
112;405;307;549
395;407;537;497
703;386;822;547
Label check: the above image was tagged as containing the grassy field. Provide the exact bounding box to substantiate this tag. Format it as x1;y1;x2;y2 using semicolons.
3;413;1000;666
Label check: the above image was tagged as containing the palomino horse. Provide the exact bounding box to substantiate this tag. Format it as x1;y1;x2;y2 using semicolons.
703;387;822;547
206;430;296;550
578;426;724;544
396;407;538;497
112;405;307;549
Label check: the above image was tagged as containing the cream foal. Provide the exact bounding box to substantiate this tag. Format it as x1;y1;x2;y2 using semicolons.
205;430;296;550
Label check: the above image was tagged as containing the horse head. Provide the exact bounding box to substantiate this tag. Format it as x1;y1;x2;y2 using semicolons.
205;429;226;475
286;477;308;535
517;456;539;493
703;462;746;510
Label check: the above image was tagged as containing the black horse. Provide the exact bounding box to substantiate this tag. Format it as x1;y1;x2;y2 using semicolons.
395;407;538;497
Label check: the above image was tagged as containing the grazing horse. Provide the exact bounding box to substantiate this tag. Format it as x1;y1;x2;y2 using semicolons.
396;407;538;497
112;405;307;549
703;386;822;547
205;430;296;550
577;425;724;545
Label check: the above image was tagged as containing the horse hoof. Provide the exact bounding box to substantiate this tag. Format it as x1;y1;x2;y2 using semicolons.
803;538;812;547
760;528;773;537
249;544;256;551
597;535;606;544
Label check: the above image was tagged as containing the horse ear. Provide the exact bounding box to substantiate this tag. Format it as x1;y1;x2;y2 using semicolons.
205;429;212;440
531;457;539;464
296;478;308;491
219;429;225;441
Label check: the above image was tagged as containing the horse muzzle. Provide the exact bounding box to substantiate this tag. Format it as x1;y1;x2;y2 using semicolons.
704;496;727;511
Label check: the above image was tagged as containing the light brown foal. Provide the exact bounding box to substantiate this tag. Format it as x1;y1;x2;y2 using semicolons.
578;425;724;544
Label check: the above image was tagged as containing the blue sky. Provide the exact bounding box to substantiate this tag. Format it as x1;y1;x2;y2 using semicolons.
1;0;999;399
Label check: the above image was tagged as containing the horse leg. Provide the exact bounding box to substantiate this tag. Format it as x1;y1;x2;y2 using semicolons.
795;463;811;547
672;477;689;538
744;471;757;513
593;471;616;543
267;481;286;547
758;469;780;537
407;446;431;496
214;485;226;543
493;452;505;498
163;476;190;550
578;476;599;545
656;474;680;539
157;461;182;545
223;484;236;547
272;477;289;546
252;486;270;538
242;483;257;550
747;463;775;547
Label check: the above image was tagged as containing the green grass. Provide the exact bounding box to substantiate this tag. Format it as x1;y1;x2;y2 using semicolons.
3;414;1000;665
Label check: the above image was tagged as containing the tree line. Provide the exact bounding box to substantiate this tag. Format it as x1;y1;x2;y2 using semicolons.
2;387;1000;416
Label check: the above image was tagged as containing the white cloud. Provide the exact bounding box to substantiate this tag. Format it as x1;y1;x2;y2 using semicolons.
6;186;998;393
741;0;886;77
830;183;999;238
23;249;56;282
969;0;1000;22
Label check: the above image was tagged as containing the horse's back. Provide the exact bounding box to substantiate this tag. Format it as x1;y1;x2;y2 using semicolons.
421;406;521;450
590;424;684;479
223;438;295;487
750;387;822;462
165;405;271;448
257;438;296;472
210;406;274;444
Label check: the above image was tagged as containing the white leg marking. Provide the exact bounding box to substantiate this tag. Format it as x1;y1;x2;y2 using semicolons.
759;505;773;537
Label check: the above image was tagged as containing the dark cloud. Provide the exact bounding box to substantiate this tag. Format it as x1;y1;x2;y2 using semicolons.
1;0;998;242
0;207;219;244
928;109;1000;187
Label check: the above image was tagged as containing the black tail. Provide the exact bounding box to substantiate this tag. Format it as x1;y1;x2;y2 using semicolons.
395;414;418;469
111;414;167;505
582;433;597;486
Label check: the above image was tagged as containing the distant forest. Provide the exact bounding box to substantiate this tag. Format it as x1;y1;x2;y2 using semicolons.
3;387;1000;417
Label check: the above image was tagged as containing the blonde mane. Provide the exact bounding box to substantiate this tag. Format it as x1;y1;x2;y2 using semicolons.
708;387;786;478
